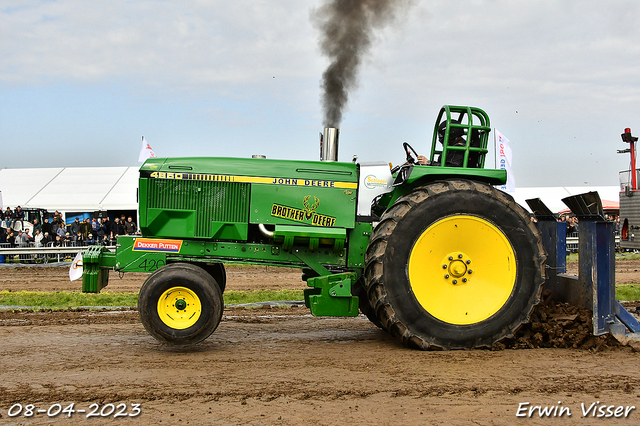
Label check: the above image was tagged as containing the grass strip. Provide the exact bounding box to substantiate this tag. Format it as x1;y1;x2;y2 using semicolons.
0;290;139;308
1;286;637;309
567;253;640;262
0;289;305;309
617;253;640;260
223;290;304;305
616;284;640;302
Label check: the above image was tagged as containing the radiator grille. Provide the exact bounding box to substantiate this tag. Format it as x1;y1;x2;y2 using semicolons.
147;179;250;237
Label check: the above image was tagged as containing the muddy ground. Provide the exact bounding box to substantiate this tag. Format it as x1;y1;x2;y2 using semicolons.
0;261;640;425
2;255;640;292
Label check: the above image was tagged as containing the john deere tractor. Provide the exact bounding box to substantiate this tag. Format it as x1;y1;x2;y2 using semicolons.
82;105;545;350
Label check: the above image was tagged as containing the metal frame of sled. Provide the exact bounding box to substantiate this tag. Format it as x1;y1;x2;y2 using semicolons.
527;192;640;344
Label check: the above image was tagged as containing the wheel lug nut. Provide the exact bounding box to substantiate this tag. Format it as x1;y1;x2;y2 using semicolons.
466;259;471;264
462;278;467;283
444;274;450;279
448;256;453;261
452;279;458;284
442;264;447;269
458;254;463;258
468;270;473;274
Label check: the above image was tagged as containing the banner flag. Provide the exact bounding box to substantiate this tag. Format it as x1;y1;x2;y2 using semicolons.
494;129;515;193
138;136;157;162
69;252;83;281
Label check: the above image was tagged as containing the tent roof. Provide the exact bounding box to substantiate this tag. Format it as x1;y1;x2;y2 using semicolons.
0;166;622;215
0;167;138;212
558;199;619;214
511;186;620;214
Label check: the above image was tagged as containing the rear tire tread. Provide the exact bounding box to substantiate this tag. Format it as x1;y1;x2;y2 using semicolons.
364;179;545;350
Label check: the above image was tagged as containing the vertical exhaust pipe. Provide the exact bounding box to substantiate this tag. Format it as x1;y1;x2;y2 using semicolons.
320;127;339;162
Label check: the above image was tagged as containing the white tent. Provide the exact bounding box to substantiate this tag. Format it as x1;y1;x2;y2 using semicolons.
511;186;620;213
0;167;138;213
0;166;621;216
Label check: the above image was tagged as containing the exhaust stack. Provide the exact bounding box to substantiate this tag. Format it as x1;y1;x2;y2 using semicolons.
320;127;339;162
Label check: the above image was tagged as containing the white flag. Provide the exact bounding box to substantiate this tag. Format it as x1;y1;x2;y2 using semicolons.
138;136;157;162
495;129;515;193
69;252;83;281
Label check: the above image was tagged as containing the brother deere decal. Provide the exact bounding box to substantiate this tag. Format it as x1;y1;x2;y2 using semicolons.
271;195;336;227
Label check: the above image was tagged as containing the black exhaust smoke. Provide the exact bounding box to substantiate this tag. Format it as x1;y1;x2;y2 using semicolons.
313;0;414;128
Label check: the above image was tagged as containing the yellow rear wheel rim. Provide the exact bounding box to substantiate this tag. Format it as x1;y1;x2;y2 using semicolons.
157;286;202;329
408;215;516;325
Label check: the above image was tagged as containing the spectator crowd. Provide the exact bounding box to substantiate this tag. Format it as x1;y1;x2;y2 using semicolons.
555;213;621;235
0;207;139;248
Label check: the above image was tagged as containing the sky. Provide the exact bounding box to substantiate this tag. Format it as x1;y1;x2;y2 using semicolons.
1;0;640;187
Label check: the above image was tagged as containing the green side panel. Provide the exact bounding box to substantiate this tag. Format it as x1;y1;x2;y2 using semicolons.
141;157;358;182
113;235;348;271
114;236;169;273
250;184;357;229
382;166;507;209
139;157;358;239
210;223;249;240
304;273;359;317
347;222;372;269
406;166;507;186
145;208;195;238
273;225;346;242
141;177;250;240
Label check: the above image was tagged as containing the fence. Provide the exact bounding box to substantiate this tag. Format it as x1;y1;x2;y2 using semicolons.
0;242;115;264
0;231;623;263
565;232;621;253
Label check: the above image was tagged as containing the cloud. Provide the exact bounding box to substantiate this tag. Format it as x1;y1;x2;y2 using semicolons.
1;0;640;186
0;0;322;90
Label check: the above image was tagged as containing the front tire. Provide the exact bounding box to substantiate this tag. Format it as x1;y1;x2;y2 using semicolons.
200;262;227;292
365;180;545;349
138;263;224;345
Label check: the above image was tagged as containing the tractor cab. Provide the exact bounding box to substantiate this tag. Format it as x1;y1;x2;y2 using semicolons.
429;105;491;169
380;106;504;213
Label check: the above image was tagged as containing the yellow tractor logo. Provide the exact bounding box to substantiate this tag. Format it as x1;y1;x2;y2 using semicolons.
303;195;320;219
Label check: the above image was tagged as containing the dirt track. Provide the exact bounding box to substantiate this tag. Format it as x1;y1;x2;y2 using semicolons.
0;264;304;293
1;263;640;425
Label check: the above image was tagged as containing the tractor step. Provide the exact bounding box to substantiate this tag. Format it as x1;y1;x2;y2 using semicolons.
304;272;359;317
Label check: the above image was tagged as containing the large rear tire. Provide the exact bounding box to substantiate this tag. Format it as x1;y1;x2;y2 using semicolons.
351;278;382;328
138;263;224;346
364;180;545;349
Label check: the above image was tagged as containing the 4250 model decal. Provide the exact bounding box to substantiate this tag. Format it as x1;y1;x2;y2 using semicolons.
143;171;357;189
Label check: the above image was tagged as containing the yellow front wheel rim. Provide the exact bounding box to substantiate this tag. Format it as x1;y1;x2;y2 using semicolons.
408;215;516;325
157;286;202;329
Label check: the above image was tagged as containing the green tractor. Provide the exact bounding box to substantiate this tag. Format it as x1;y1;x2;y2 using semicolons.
82;105;544;350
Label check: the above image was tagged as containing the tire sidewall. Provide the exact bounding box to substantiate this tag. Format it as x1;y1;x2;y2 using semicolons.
200;262;227;293
139;263;223;345
382;183;541;347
